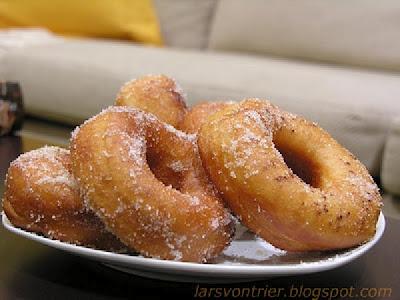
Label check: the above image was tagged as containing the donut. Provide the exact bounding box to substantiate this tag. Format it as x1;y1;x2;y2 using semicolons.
116;74;187;128
197;99;382;251
2;146;124;250
70;106;233;262
179;101;233;134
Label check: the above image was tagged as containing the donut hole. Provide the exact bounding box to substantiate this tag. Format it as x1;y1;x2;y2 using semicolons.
274;142;320;188
146;152;183;191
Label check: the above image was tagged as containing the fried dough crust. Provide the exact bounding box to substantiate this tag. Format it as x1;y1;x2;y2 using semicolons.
70;107;233;262
198;99;382;251
116;74;187;128
3;146;124;250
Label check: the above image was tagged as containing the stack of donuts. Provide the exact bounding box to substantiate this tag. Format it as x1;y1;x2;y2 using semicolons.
2;75;382;263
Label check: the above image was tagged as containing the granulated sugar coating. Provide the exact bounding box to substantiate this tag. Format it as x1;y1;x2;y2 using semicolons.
2;146;125;250
70;106;233;262
198;98;382;252
179;101;234;134
115;74;187;128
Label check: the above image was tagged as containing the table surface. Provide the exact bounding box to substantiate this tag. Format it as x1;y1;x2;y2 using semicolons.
0;129;399;299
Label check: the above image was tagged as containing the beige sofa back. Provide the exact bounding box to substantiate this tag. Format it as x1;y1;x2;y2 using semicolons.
153;0;217;49
209;0;400;72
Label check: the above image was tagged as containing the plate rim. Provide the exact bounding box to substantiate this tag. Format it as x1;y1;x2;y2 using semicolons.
1;212;385;276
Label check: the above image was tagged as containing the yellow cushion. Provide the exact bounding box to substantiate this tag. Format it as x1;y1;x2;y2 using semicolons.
0;0;162;45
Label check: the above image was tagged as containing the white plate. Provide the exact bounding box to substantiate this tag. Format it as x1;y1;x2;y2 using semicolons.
2;212;385;283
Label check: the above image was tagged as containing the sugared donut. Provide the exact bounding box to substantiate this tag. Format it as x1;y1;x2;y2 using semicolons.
2;146;124;250
115;75;187;128
70;107;233;262
180;101;233;134
198;99;382;251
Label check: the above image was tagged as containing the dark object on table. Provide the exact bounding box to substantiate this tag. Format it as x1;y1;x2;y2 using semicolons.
0;81;24;136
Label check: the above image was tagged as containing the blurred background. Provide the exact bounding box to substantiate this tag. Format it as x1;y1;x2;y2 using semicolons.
0;0;399;217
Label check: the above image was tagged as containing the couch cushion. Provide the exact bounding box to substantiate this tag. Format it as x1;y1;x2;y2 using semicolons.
382;118;400;195
153;0;217;49
382;193;400;220
2;38;400;176
209;0;400;72
0;28;61;86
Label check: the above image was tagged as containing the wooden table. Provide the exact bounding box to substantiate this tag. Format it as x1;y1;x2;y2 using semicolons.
0;134;398;299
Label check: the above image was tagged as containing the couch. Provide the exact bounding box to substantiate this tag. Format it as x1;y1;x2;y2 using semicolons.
0;0;399;202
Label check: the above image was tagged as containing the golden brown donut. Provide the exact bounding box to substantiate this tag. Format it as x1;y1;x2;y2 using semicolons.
179;101;233;134
198;99;382;251
70;106;233;262
115;74;187;128
2;146;124;250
